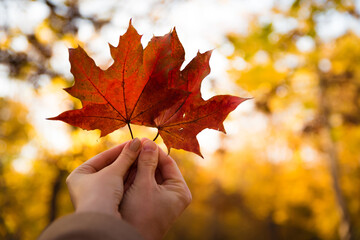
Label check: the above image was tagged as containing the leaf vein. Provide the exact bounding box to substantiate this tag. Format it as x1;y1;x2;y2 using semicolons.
77;64;127;121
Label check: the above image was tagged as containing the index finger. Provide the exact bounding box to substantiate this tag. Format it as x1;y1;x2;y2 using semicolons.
158;146;185;182
82;141;130;172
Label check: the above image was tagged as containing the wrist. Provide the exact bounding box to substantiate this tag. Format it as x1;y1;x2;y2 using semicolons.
134;228;162;240
125;219;167;240
75;198;121;218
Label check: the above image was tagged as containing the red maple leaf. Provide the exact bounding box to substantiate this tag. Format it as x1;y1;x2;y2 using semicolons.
48;21;188;137
154;50;247;157
49;21;247;157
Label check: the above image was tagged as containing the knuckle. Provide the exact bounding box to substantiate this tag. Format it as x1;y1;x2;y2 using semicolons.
177;185;192;207
65;174;73;185
187;191;193;204
140;158;157;168
113;187;124;200
139;153;158;168
184;189;192;205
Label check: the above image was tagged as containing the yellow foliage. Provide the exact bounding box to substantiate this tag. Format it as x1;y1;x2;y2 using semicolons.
1;0;360;240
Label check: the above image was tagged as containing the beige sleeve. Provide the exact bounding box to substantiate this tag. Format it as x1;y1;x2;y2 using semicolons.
38;212;144;240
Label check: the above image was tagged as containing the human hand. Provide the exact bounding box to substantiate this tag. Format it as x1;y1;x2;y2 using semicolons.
66;138;142;218
120;139;192;240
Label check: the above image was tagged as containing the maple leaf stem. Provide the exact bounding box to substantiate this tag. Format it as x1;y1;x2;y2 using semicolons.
153;131;160;141
127;123;134;139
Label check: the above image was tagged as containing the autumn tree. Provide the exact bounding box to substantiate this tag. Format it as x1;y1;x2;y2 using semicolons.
1;0;360;240
227;1;360;239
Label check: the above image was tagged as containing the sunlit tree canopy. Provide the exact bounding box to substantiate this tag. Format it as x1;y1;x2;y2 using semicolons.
1;0;359;239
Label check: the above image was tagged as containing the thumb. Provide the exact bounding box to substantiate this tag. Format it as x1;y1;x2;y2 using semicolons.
105;138;141;178
135;139;159;184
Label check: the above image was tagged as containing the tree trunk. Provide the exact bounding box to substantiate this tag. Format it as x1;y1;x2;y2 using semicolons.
319;75;353;240
48;169;67;224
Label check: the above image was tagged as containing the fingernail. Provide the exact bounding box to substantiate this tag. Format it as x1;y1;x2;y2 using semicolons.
129;138;141;152
143;140;156;152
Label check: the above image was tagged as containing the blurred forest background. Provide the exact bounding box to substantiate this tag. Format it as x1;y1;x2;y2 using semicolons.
1;0;360;239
